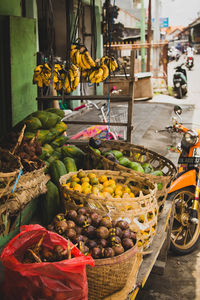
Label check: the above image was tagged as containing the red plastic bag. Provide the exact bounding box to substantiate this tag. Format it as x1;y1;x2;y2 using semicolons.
1;224;94;300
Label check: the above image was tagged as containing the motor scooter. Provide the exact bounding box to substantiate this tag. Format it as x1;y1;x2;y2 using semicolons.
173;64;187;99
165;106;200;254
186;56;194;70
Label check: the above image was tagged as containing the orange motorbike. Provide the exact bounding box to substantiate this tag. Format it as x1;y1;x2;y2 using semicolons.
166;106;200;254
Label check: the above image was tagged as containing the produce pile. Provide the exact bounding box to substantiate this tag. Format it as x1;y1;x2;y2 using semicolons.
48;208;137;259
33;44;118;93
22;233;74;264
90;146;164;191
63;170;136;198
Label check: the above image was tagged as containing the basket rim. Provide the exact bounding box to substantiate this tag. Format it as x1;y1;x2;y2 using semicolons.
87;140;177;175
88;242;138;267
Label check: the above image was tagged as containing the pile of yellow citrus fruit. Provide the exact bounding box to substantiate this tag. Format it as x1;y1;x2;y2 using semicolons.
63;171;135;198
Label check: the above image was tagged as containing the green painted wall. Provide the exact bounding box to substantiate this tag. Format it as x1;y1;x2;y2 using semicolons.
10;16;37;126
0;0;21;16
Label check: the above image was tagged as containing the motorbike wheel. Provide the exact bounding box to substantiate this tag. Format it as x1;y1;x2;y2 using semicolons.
167;187;200;255
177;87;183;99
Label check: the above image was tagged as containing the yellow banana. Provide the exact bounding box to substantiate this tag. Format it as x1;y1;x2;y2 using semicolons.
83;50;96;68
64;76;72;94
89;69;96;82
80;54;92;69
68;68;75;81
100;64;109;81
71;75;80;90
94;67;104;80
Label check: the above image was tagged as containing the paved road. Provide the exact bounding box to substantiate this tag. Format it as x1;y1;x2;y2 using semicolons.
136;55;200;300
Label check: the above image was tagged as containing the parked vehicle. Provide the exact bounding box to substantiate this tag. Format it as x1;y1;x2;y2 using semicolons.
186;56;194;70
173;64;187;99
168;47;181;62
166;105;200;254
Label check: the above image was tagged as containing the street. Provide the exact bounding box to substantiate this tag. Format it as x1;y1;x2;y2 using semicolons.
135;54;200;300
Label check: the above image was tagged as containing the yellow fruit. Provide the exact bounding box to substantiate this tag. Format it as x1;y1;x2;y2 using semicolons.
92;186;100;194
71;175;80;183
114;188;123;197
108;179;115;186
98;175;107;183
147;212;153;221
129;192;135;198
70;181;77;188
81;177;90;183
90;177;99;185
95;184;103;191
73;184;82;192
103;186;113;194
88;173;97;179
115;184;123;190
62;182;71;188
81;182;90;189
102;191;111;198
77;170;86;178
123;186;131;194
103;180;110;187
82;187;92;194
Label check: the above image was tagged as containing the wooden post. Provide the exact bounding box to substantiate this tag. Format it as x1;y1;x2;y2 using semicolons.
147;0;152;72
163;43;168;87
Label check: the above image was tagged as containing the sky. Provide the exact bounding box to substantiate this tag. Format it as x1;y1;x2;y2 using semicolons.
145;0;200;27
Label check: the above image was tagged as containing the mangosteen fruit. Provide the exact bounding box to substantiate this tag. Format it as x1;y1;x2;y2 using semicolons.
91;247;102;259
122;229;131;239
86;240;97;249
96;226;109;239
112;244;125;256
116;220;129;230
104;247;115;258
67;210;77;221
84;225;96;239
100;217;112;229
122;238;134;250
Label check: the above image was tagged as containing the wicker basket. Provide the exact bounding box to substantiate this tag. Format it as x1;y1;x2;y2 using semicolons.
87;241;138;300
0;148;22;198
60;169;158;250
86;140;177;214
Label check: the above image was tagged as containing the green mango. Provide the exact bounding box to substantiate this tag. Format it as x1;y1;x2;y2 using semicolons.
142;163;154;174
90;146;101;155
111;150;123;159
118;156;131;167
129;161;145;173
157;183;163;190
151;170;163;176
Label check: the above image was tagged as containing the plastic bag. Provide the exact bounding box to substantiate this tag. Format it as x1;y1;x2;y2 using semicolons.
1;224;94;300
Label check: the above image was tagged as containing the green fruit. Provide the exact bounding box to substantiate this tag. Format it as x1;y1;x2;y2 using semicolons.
49;160;67;186
142;163;154;174
151;170;163;176
111;150;123;159
24;116;42;131
157;183;163;190
51;135;68;148
46;108;65;118
63;157;77;173
129;161;145;173
39;180;61;225
118;156;131;167
61;145;86;159
90;146;101;155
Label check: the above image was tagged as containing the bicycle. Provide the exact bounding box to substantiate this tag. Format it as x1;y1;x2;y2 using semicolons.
66;100;127;140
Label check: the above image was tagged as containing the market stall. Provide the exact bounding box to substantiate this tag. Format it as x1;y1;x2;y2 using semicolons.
0;112;176;298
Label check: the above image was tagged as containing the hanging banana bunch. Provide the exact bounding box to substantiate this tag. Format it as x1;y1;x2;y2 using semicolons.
70;44;96;70
82;64;109;84
33;62;80;94
100;56;118;73
63;64;80;94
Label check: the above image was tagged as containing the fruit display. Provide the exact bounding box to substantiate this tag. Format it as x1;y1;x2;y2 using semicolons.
48;208;137;259
70;44;118;84
89;147;164;191
22;233;74;264
33;63;80;94
62;170;136;198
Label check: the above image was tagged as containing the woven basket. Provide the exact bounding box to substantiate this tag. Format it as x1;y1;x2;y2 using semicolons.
0;148;22;198
86;140;177;214
60;169;158;250
87;241;138;300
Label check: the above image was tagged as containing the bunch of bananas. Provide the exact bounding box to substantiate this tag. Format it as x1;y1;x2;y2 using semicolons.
63;64;80;94
70;44;96;70
33;63;80;93
100;56;118;73
81;55;118;84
